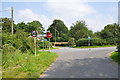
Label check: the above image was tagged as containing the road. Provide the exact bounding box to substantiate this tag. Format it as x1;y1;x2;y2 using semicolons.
40;47;118;78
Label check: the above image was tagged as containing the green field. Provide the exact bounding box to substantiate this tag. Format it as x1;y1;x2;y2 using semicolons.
110;51;120;64
75;45;116;48
2;51;58;79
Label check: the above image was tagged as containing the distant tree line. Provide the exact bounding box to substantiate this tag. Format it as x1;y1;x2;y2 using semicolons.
1;17;120;52
48;19;120;48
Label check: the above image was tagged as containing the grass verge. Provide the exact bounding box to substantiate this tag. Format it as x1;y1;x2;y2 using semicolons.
39;48;58;50
2;51;58;79
75;45;116;48
110;51;120;64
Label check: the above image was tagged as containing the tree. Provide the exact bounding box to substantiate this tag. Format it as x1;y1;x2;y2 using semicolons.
93;31;101;38
25;20;44;34
47;19;68;42
69;20;93;40
16;22;27;30
2;18;12;33
100;23;120;44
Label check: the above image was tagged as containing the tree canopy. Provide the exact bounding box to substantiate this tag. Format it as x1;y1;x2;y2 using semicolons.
47;19;69;42
69;20;93;40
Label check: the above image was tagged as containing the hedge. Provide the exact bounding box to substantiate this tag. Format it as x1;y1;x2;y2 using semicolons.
76;38;110;47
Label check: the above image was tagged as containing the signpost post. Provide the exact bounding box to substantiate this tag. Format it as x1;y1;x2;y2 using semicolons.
34;37;36;56
44;39;47;49
32;31;38;56
46;32;52;51
88;36;91;50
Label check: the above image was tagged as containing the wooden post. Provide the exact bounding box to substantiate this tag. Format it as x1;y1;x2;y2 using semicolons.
11;7;13;35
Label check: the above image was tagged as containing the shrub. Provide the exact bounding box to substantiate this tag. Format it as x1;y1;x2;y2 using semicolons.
117;39;120;52
110;52;120;64
2;30;34;53
3;44;16;54
76;38;88;46
76;38;108;47
68;38;76;47
91;38;108;46
2;44;23;68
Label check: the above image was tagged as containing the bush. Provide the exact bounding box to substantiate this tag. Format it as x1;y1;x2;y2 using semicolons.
110;52;120;64
91;38;108;46
2;31;34;53
76;38;108;47
76;38;88;46
68;38;76;47
117;39;120;52
2;44;24;68
3;44;16;54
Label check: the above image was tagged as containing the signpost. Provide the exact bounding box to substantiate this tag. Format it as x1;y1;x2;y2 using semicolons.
32;31;38;37
88;36;91;50
43;39;47;49
46;32;52;51
43;39;47;41
46;32;52;38
32;31;52;54
32;31;38;56
37;34;46;37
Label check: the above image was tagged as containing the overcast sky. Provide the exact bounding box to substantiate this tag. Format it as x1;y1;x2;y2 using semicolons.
1;0;119;32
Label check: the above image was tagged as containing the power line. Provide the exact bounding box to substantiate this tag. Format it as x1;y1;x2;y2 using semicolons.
14;10;33;22
0;9;10;12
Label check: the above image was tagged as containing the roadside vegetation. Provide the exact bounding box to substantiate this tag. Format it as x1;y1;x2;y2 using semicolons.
3;51;58;78
1;17;120;78
39;48;58;50
75;45;116;48
47;19;120;48
110;51;120;64
1;18;58;78
110;34;120;64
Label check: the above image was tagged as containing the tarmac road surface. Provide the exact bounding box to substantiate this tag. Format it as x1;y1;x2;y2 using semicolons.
40;47;118;78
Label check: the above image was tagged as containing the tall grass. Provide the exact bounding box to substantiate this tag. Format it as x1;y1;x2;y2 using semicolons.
2;51;58;78
110;51;120;64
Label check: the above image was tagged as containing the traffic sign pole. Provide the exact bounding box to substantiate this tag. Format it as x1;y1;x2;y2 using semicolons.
42;34;44;52
49;38;50;52
88;39;90;47
88;36;91;50
46;32;52;52
32;31;38;56
34;37;36;56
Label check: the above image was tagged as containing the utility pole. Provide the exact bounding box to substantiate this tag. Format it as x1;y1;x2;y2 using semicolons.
11;7;14;35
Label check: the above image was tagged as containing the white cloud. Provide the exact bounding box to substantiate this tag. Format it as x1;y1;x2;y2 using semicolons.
15;9;51;30
14;1;117;32
45;0;96;19
43;0;117;32
86;14;117;32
